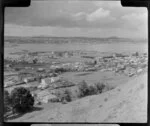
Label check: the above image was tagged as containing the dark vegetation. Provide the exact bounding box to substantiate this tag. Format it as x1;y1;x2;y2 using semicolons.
4;87;35;120
4;77;113;120
53;80;111;104
54;89;73;103
4;90;11;114
10;87;34;113
61;89;72;103
78;81;106;98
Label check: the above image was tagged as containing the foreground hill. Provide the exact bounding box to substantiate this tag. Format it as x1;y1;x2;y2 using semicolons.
8;73;147;122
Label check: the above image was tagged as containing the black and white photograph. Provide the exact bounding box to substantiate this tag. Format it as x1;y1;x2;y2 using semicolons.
3;0;148;123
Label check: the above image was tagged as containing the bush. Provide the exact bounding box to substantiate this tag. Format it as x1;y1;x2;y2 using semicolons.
10;87;34;113
88;85;98;95
4;90;11;114
63;89;72;102
77;81;106;98
78;80;90;97
54;67;67;73
94;82;105;93
58;89;72;103
53;89;72;103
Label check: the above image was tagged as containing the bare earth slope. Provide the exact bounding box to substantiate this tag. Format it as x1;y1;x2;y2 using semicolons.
9;73;147;123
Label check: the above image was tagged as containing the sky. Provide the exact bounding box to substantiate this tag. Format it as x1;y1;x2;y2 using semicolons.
4;0;148;38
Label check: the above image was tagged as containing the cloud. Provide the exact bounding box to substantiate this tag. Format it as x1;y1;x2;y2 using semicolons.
86;8;110;21
72;12;87;21
73;8;111;22
4;1;147;38
5;1;113;27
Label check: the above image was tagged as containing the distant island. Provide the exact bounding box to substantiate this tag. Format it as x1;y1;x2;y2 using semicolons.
4;36;147;44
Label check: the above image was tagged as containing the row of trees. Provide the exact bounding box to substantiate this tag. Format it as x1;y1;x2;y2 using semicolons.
78;81;106;98
54;81;107;104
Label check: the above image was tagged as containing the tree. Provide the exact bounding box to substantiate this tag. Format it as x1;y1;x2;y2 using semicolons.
135;52;139;57
4;90;11;114
63;89;72;102
10;87;34;113
95;82;105;93
88;85;98;95
33;58;38;64
78;80;90;97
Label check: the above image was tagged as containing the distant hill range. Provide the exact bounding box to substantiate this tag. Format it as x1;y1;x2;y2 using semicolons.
4;36;147;44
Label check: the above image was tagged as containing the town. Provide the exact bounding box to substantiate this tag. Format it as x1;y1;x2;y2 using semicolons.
4;50;148;105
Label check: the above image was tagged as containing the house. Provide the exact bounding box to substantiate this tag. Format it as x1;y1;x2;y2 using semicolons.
38;84;49;90
137;68;142;73
50;77;61;83
37;68;45;72
42;78;51;84
4;81;14;87
128;72;135;77
42;94;58;103
6;64;11;68
23;77;35;84
103;55;113;59
36;90;58;103
41;77;61;84
124;67;136;77
38;77;61;90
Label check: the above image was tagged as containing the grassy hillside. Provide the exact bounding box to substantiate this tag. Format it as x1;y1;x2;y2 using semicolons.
7;72;147;122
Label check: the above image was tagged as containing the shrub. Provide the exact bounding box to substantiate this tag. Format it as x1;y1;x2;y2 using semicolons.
77;81;108;98
63;89;72;102
94;82;105;93
50;97;60;103
88;85;98;95
4;90;11;114
10;87;34;113
57;89;72;103
78;80;90;97
54;67;66;73
54;89;72;103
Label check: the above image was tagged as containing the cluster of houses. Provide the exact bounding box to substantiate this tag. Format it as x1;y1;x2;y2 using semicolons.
37;76;61;89
4;52;147;90
4;52;148;104
95;52;148;77
5;51;77;64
